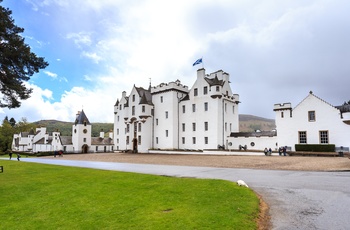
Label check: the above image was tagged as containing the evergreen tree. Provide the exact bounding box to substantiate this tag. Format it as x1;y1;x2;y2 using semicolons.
9;117;16;127
0;1;48;108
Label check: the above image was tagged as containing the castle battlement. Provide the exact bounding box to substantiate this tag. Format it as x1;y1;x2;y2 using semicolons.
151;80;189;94
273;103;292;111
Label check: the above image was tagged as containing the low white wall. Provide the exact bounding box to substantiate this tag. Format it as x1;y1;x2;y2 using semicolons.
228;136;278;151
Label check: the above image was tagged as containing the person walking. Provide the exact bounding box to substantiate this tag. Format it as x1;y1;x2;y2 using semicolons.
16;153;21;161
9;151;12;160
283;146;287;156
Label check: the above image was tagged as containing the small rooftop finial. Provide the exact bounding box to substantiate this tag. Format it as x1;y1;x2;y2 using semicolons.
309;91;313;94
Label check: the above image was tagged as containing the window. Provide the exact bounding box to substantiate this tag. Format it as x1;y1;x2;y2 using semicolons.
225;122;227;131
216;86;220;92
156;119;158;125
132;106;135;115
126;136;129;145
192;123;196;131
299;131;307;144
204;102;208;111
203;86;208;95
308;111;316;121
204;122;208;131
96;146;98;151
117;116;119;121
165;111;168;119
192;104;196;112
182;123;185;132
117;129;119;135
232;106;235;114
204;137;208;144
156;137;158;144
138;135;141;145
182;137;185;144
127;124;130;133
192;137;196;144
182;105;185;113
194;88;198;96
83;138;86;142
320;131;329;144
138;123;141;132
142;106;145;113
160;96;163;103
132;94;135;102
224;103;227;112
166;130;168;137
281;112;284;118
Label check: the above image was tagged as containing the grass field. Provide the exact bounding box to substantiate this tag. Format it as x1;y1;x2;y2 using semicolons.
0;160;259;229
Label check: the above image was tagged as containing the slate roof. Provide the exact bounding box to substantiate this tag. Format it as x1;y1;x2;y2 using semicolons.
204;76;225;86
335;104;350;113
91;137;114;145
135;86;153;105
74;110;91;125
34;137;53;145
60;136;73;145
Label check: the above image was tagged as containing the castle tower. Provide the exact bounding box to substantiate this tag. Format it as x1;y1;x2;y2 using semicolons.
72;110;92;153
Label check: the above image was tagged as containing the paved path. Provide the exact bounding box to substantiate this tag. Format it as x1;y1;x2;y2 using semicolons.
6;158;350;230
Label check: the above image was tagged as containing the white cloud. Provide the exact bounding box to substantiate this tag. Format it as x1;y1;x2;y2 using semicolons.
81;51;102;64
44;70;58;79
66;32;92;47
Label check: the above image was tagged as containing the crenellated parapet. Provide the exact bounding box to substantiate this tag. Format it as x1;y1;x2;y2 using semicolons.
273;103;292;111
151;80;189;94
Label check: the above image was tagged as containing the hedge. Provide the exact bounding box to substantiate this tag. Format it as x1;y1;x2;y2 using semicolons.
295;144;335;152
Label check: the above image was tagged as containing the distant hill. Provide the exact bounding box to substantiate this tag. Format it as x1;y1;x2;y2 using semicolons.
33;120;113;137
32;115;275;136
239;114;275;132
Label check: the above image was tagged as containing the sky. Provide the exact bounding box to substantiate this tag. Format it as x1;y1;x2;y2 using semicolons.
1;0;350;123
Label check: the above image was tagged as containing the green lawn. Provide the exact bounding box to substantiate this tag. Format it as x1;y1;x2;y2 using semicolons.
0;160;259;229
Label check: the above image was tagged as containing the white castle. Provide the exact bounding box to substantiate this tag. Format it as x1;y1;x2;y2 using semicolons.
114;68;240;153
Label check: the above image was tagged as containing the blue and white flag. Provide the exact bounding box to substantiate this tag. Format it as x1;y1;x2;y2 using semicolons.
192;58;202;66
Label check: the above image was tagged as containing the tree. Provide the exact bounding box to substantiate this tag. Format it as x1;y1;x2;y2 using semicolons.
0;1;48;108
0;118;14;151
9;117;15;127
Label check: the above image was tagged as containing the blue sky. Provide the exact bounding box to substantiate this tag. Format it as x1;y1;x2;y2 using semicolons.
1;0;350;123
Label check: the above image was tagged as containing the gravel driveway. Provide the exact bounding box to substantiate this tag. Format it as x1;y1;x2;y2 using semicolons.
54;152;350;171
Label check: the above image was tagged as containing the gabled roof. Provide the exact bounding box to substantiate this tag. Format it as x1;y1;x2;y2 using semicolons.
91;137;114;145
114;99;119;106
335;104;350;113
204;75;224;86
135;86;153;105
34;137;53;145
20;132;29;137
294;91;335;111
74;110;91;125
60;136;73;145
